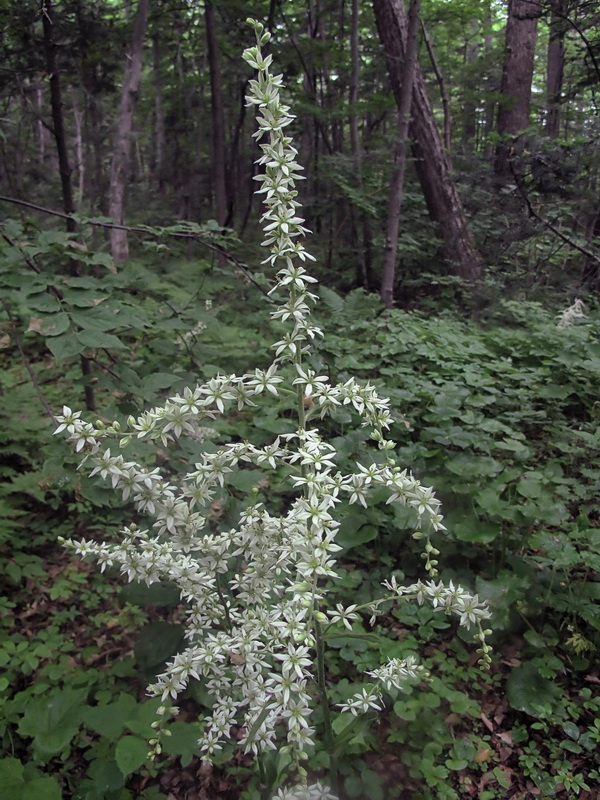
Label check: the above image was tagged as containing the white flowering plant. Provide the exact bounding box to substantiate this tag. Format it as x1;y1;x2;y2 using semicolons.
54;20;491;799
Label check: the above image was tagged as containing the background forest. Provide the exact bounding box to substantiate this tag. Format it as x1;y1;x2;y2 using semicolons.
1;1;600;799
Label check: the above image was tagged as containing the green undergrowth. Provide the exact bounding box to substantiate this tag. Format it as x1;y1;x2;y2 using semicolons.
1;246;600;796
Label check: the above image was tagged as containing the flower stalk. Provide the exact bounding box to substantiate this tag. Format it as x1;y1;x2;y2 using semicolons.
54;19;491;799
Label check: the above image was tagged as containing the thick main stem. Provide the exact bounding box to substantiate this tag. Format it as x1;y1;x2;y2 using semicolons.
314;619;338;794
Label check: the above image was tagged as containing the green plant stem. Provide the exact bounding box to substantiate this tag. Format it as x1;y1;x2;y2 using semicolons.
314;618;339;795
215;574;233;632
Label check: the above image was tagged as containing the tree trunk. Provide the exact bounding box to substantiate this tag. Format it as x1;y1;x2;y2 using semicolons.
42;0;95;412
108;0;148;264
494;0;540;177
380;0;420;308
152;34;166;191
71;88;84;206
373;0;483;282
205;0;228;235
420;19;451;152
349;0;371;289
546;0;566;138
41;0;76;232
460;20;480;151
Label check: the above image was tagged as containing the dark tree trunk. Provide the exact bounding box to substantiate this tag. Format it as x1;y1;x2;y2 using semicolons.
41;0;76;233
380;0;420;308
42;0;95;412
152;34;166;190
108;0;148;263
546;0;567;138
494;0;540;177
205;0;228;235
349;0;371;289
373;0;483;282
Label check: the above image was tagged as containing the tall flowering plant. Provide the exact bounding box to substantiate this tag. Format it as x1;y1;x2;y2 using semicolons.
54;20;491;799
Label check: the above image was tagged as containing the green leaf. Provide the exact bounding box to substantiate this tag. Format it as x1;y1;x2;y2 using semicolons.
337;513;378;549
115;735;149;778
83;694;138;740
120;580;181;608
228;469;266;492
22;777;62;800
516;473;545;499
0;757;24;792
46;331;84;361
134;622;185;669
161;722;200;767
445;758;468;771
523;630;547;649
76;329;125;349
18;688;87;757
453;518;501;544
87;759;125;792
506;662;561;717
562;721;580;740
445;455;502;479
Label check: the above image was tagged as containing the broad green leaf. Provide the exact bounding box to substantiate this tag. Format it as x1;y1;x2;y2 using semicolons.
18;688;87;757
445;758;468;771
83;694;138;740
115;736;149;778
228;469;266;492
0;757;24;791
516;473;545;499
28;313;70;336
76;329;125;349
134;622;185;669
506;662;561;717
46;332;84;361
22;776;62;800
161;721;201;767
87;759;125;792
120;580;180;608
453;518;501;544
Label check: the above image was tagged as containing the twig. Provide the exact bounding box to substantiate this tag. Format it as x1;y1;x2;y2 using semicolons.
0;194;273;297
420;18;452;151
512;170;600;266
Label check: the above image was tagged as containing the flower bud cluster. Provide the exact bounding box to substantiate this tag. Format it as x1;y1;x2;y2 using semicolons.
54;20;490;798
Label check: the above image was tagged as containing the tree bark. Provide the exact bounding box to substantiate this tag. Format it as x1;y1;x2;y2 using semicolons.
205;0;228;234
349;0;371;289
420;18;451;152
373;0;483;282
546;0;567;138
494;0;540;177
108;0;148;264
42;0;95;412
380;0;420;308
152;34;166;190
41;0;76;233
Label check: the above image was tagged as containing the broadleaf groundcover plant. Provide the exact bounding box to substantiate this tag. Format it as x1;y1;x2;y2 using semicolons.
54;21;491;799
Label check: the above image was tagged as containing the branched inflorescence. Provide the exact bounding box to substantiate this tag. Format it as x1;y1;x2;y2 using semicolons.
54;20;491;797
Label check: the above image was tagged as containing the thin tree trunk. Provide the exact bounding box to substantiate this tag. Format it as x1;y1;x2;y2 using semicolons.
152;35;166;190
420;18;452;152
494;0;540;177
205;0;228;236
71;88;84;206
373;0;483;282
380;0;420;308
42;0;95;411
546;0;566;138
461;20;480;151
349;0;371;289
108;0;148;264
41;0;76;232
